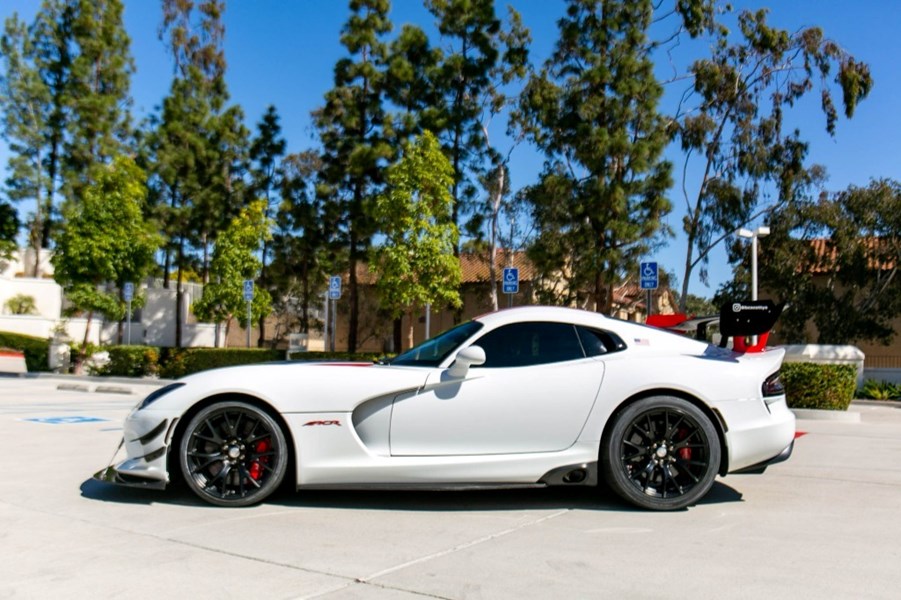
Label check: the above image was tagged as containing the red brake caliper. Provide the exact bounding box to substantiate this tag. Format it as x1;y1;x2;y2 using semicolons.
249;439;270;481
677;428;692;461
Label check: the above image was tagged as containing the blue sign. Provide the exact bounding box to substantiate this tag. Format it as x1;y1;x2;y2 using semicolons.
243;279;254;301
23;416;109;425
502;267;519;294
640;262;658;290
328;275;342;300
123;282;134;302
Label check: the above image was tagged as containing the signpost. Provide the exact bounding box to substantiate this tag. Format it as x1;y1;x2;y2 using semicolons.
639;262;658;316
328;276;341;352
243;279;254;348
502;267;519;307
123;282;134;345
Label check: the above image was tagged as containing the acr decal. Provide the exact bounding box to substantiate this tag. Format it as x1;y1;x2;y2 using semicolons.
303;420;342;427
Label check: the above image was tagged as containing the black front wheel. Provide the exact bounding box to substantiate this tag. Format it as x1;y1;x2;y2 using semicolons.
179;401;288;507
602;397;721;511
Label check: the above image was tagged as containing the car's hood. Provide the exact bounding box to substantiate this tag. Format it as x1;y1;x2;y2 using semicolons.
168;362;431;413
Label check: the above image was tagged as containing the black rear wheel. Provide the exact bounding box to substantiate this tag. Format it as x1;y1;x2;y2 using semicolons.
602;396;720;510
179;401;288;507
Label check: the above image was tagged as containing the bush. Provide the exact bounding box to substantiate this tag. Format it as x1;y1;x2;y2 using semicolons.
0;331;50;372
158;347;286;378
4;294;37;315
781;362;857;410
95;345;160;377
155;348;387;378
858;379;901;400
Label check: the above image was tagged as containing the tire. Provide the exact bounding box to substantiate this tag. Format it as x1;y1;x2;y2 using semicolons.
602;396;721;511
179;401;288;507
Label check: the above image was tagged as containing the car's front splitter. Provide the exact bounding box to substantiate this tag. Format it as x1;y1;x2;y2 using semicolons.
93;464;167;490
92;409;177;491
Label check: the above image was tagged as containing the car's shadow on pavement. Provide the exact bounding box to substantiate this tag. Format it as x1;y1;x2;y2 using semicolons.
80;478;743;512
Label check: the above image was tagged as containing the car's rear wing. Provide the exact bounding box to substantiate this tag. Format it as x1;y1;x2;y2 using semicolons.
646;300;783;353
718;300;784;352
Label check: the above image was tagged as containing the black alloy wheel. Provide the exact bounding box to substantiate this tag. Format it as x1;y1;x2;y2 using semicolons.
602;396;720;511
180;401;288;507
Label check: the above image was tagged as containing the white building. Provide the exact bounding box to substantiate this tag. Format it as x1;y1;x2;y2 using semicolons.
1;248;220;347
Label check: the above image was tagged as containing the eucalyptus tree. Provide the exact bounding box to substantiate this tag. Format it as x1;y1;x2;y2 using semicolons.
424;0;529;250
674;9;873;310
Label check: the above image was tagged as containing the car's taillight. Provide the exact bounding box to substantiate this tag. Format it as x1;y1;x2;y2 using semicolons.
762;372;784;397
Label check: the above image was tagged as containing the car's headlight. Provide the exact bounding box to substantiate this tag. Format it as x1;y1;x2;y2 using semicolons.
136;383;185;410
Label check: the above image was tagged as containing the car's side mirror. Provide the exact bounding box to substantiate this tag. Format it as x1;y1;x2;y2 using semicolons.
448;345;486;378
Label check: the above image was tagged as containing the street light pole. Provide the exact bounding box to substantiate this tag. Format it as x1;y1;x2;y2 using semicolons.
737;226;770;301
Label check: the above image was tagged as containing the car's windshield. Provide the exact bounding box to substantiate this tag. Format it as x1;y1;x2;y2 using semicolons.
389;320;484;367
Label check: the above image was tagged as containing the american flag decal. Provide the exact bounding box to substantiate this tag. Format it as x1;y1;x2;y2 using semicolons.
634;338;650;346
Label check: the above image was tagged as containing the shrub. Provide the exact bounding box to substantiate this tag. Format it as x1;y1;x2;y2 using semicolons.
96;345;160;377
0;331;50;372
4;294;38;315
781;362;857;410
158;347;286;378
858;379;901;400
156;348;386;378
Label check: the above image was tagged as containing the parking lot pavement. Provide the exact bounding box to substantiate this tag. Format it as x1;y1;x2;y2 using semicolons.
2;376;901;600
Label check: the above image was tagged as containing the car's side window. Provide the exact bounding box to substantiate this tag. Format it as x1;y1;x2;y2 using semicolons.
576;326;628;357
473;322;585;368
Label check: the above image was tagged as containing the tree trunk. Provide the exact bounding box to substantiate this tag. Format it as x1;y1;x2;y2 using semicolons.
74;311;93;375
405;309;415;351
393;317;402;353
257;239;269;347
175;236;185;347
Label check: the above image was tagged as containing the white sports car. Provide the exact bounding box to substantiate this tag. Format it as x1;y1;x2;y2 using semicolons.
95;305;795;511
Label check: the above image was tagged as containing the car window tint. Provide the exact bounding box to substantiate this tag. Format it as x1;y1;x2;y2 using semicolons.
473;322;585;367
390;320;483;367
577;326;628;356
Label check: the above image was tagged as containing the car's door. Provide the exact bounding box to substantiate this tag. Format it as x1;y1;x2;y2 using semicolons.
389;321;606;456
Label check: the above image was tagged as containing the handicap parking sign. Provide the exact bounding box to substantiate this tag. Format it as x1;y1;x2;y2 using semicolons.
502;267;519;294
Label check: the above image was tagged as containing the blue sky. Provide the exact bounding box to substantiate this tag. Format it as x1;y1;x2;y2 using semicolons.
2;0;899;299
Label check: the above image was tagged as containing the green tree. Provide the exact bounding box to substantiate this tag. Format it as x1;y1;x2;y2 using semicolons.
0;200;18;260
675;8;873;311
749;180;901;346
62;0;133;202
370;131;461;349
424;0;529;250
517;0;672;313
249;105;286;346
194;200;273;347
313;0;394;352
1;0;133;269
270;150;328;336
51;156;160;371
0;15;50;272
153;0;249;346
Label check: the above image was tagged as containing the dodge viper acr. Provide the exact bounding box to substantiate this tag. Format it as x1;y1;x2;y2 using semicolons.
94;305;795;511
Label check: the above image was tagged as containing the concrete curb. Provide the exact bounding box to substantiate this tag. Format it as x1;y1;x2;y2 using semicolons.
792;408;861;423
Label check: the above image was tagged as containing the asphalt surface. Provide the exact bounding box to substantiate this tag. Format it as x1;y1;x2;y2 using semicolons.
2;375;900;599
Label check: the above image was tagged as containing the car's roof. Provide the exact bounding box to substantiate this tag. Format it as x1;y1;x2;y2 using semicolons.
474;305;614;328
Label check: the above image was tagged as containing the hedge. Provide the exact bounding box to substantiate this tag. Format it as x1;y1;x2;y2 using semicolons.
94;345;160;378
0;332;51;372
157;348;387;378
781;362;857;411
